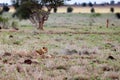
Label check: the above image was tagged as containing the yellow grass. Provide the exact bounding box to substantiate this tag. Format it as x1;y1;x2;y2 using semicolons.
52;6;120;13
8;6;15;13
5;5;120;13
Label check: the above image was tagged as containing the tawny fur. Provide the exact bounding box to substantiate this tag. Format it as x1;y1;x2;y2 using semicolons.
36;47;48;55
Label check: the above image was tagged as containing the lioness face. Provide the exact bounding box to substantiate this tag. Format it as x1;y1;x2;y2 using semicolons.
42;47;48;53
36;47;48;55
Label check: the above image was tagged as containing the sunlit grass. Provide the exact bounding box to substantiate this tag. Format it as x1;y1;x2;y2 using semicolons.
0;13;120;80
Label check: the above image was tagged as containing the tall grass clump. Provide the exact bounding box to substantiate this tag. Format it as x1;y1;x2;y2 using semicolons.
91;13;101;17
0;16;9;29
11;21;19;30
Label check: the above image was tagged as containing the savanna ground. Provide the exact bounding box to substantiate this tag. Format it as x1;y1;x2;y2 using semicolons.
0;13;120;80
8;5;120;13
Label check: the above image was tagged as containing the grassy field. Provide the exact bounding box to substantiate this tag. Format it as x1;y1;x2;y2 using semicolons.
0;13;120;80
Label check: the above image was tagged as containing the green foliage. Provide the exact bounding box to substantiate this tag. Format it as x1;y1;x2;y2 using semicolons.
0;16;9;29
12;0;65;30
67;6;73;13
3;5;10;12
12;1;36;19
12;0;64;19
42;0;64;8
0;5;10;15
11;21;19;29
0;8;3;15
11;21;18;27
0;16;8;23
13;40;21;45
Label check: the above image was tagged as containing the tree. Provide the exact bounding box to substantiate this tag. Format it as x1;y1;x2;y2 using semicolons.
11;0;64;30
110;0;115;5
88;2;93;7
82;2;87;7
0;4;10;15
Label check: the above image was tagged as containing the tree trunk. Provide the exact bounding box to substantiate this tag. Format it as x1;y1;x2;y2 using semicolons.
38;18;44;30
106;19;109;28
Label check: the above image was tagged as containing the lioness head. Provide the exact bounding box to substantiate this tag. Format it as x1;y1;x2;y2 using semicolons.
36;47;48;55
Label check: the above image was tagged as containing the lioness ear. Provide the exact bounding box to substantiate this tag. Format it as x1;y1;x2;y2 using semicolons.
43;47;45;49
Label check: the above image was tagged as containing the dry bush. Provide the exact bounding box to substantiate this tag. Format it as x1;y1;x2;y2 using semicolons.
103;71;120;80
69;75;90;80
69;66;88;75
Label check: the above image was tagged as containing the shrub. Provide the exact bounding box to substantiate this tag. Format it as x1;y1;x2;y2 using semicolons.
0;16;9;29
53;8;57;13
91;7;95;13
0;5;10;15
3;5;10;12
67;6;73;13
11;21;19;30
115;13;120;19
13;40;21;45
110;7;114;13
0;8;2;15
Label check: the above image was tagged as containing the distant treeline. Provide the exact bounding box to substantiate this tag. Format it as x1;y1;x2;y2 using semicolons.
65;1;120;7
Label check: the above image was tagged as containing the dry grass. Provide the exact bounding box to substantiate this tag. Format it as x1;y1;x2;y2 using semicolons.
7;5;120;13
0;13;120;79
0;51;120;80
51;5;120;13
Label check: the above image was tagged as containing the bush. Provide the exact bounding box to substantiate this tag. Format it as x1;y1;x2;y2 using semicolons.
110;7;114;13
11;21;19;30
115;13;120;19
11;21;17;27
0;5;10;15
67;6;73;13
53;8;57;13
3;5;10;12
91;7;95;13
0;16;9;29
0;8;2;15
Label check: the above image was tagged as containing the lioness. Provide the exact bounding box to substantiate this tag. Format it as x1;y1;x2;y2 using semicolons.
36;47;48;55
